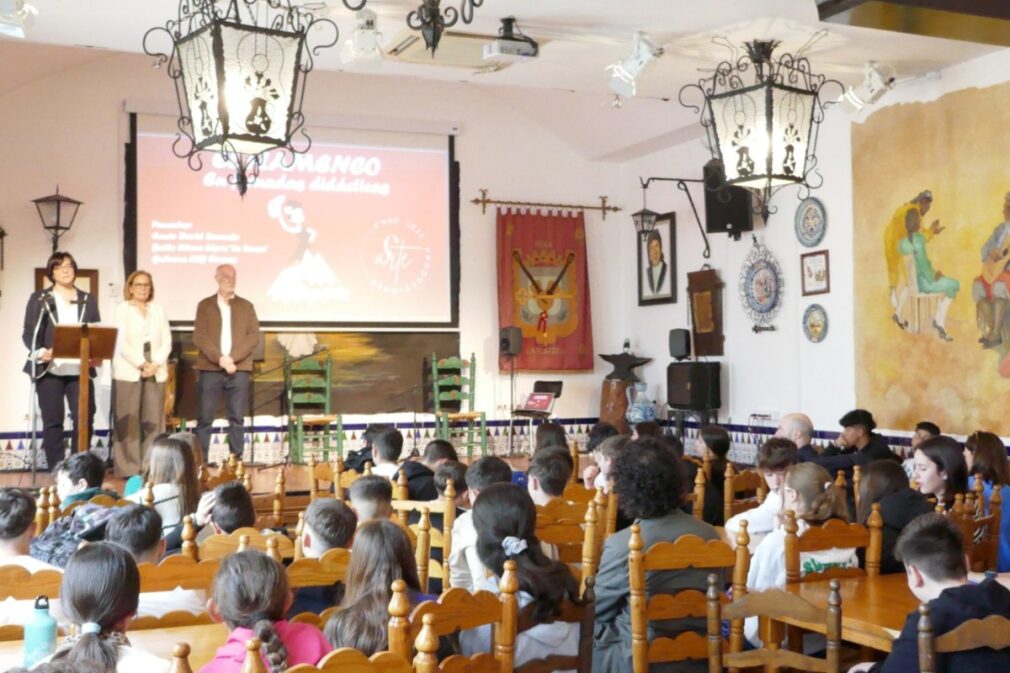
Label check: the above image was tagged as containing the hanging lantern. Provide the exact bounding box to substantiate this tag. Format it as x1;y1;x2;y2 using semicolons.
143;0;358;196
680;40;842;218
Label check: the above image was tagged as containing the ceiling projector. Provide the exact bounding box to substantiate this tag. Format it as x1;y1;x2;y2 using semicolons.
483;17;539;62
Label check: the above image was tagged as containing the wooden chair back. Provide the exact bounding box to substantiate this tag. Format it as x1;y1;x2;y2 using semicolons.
569;441;580;485
391;479;457;588
137;554;219;593
281;647;413;673
0;565;63;601
389;561;518;671
783;505;883;583
289;606;339;630
628;522;750;673
251;470;287;529
34;487;52;533
709;574;843;673
723;463;767;523
286;547;351;589
684;468;706;520
129;610;215;630
307;454;344;500
170;643;195;673
536;498;589;524
948;487;1002;572
561;483;595;504
513;576;595;673
198;528;295;561
537;499;600;595
61;493;134;517
917;602;1010;673
853;465;863;511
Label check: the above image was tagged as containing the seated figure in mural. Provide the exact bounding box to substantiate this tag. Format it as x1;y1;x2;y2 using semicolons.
885;190;942;329
972;192;1010;348
897;210;960;341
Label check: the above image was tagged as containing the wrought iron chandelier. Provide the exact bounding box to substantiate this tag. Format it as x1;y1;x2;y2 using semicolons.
408;0;483;55
679;39;842;219
143;0;359;196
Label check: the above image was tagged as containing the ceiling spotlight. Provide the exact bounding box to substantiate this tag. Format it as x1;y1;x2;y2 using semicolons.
343;8;382;61
0;0;37;39
840;61;896;112
607;32;663;98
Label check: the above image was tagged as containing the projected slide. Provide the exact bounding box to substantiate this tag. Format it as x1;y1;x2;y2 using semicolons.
136;127;452;325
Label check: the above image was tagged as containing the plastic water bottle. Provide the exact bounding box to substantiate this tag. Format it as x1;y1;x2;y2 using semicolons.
23;595;57;668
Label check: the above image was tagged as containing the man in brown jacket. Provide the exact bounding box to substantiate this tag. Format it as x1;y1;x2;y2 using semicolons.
193;264;260;461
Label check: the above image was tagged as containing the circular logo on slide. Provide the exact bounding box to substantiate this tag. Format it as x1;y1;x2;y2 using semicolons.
361;217;433;295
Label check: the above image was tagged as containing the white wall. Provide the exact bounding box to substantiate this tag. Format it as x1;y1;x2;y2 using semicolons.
0;52;623;434
617;109;857;432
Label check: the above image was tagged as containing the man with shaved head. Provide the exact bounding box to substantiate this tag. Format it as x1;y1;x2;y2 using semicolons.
193;264;261;461
775;413;816;461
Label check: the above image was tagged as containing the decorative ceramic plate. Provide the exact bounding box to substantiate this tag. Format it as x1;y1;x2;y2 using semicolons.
803;304;828;343
795;197;827;248
739;238;784;329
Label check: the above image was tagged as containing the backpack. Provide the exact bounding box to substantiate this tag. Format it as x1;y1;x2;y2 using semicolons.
29;503;118;568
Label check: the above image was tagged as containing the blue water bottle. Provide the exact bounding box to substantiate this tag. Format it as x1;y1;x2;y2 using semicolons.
24;595;57;668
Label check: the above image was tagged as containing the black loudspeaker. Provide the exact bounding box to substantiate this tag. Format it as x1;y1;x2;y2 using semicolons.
669;329;691;360
703;159;754;240
667;362;721;411
500;326;522;356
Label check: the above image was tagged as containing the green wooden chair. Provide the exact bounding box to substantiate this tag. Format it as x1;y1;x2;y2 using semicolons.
285;352;342;465
431;352;487;458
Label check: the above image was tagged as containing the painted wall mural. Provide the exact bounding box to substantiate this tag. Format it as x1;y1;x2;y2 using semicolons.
853;78;1010;435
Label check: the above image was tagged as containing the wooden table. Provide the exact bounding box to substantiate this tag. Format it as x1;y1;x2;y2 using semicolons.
782;574;916;652
0;623;228;671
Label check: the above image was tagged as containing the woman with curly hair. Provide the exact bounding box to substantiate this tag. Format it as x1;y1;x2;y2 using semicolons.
592;437;719;673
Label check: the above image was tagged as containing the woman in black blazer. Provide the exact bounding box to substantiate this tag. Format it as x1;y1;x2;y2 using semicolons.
22;251;101;470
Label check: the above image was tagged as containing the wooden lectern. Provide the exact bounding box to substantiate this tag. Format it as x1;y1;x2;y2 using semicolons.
52;324;117;452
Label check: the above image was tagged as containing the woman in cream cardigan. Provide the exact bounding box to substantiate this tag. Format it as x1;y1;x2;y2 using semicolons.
112;270;172;478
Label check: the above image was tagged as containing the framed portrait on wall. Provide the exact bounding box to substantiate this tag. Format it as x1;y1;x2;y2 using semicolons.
35;267;99;294
638;212;676;306
800;250;830;296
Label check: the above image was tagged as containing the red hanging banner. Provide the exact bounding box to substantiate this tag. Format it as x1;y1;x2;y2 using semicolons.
497;207;594;371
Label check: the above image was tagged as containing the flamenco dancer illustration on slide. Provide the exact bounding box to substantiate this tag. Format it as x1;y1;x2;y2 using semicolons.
266;194;350;304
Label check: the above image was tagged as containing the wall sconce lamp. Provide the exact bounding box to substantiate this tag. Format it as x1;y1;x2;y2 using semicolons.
32;187;82;253
636;177;711;259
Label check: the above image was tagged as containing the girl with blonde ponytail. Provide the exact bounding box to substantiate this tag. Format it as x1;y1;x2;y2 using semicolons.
744;462;858;644
50;542;170;673
202;551;331;673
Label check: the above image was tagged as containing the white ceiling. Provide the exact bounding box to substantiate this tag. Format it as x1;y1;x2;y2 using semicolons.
0;0;1002;160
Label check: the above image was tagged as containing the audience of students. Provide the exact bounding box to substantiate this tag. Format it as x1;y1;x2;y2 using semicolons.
165;481;256;551
54;451;118;509
527;449;573;507
964;430;1010;571
50;542;171;673
0;487;61;627
324;520;433;656
806;409;899;477
460;483;580;667
724;437;799;551
774;413;816;461
535;422;569;451
288;498;357;617
584;421;619;454
203;550;331;673
746;461;856;643
913;435;968;510
855;460;933;574
369;428;404;480
396;439;458;501
347;475;394;524
848;513;1010;673
593;436;719;672
105;504;205;617
693;424;732;526
125;434;200;533
902;421;942;479
449;456;513;591
582;434;629;493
